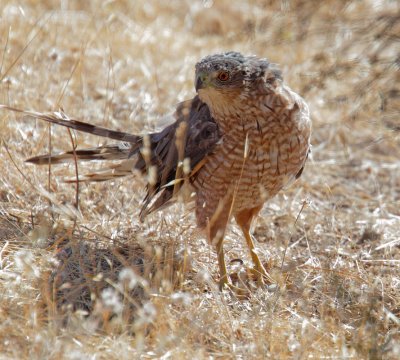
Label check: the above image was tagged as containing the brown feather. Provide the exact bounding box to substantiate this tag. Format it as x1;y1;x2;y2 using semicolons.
1;97;221;219
26;144;131;165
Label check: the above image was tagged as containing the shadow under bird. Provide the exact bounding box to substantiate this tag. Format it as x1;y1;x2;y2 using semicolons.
1;51;311;290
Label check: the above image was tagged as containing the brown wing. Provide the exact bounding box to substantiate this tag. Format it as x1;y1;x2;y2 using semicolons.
2;97;220;219
136;96;221;219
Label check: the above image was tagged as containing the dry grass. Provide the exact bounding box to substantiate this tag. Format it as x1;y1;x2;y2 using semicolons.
0;0;399;358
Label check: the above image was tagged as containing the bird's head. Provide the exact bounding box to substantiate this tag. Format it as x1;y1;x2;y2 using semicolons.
194;52;282;114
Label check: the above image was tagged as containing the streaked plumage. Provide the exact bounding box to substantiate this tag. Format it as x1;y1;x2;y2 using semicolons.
1;51;311;290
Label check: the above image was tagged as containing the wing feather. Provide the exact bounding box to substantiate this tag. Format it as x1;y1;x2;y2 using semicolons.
1;97;220;219
136;96;221;219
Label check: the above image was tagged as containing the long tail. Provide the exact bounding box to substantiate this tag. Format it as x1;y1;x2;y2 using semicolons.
0;105;141;143
0;105;144;182
64;159;137;182
26;143;137;182
26;144;132;165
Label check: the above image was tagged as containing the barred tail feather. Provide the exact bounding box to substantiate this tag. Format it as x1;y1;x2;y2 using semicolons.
26;144;132;165
64;159;137;183
0;105;141;143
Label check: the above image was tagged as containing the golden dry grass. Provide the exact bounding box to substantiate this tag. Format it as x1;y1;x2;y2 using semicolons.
0;0;399;358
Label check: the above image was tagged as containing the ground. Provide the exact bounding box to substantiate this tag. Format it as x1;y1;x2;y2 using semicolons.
0;0;399;359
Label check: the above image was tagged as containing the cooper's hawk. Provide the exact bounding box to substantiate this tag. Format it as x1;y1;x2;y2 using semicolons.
2;52;311;289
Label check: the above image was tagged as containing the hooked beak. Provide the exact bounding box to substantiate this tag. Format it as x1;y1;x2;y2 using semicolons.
195;72;209;92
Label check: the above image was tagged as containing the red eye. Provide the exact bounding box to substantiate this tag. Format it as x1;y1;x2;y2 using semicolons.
217;71;230;81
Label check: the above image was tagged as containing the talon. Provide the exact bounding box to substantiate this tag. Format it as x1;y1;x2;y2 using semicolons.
219;277;250;298
218;274;230;291
251;265;274;287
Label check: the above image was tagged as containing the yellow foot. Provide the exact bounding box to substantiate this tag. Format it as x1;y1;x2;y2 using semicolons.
219;277;250;298
229;261;275;291
250;266;274;287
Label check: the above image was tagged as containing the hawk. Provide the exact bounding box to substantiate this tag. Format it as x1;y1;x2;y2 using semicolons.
2;52;311;290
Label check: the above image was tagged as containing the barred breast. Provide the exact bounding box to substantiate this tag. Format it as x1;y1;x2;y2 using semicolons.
193;87;310;228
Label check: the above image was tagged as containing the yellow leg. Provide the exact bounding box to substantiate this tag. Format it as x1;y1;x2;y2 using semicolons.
242;228;272;285
215;232;249;298
236;206;272;287
207;194;234;290
215;231;229;289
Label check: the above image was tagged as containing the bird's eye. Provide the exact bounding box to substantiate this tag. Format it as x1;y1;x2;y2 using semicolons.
217;71;230;82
